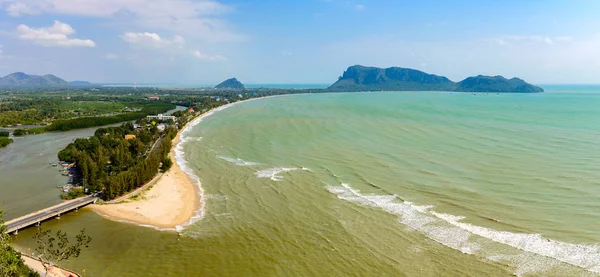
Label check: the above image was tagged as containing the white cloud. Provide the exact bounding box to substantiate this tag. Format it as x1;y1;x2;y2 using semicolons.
493;35;573;46
191;50;225;61
121;32;185;48
2;0;242;42
105;53;119;60
355;4;365;10
16;20;96;47
5;2;40;16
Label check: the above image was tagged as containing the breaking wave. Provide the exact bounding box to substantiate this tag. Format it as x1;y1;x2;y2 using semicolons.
327;183;600;276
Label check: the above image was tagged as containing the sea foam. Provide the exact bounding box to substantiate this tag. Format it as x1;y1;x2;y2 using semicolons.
173;101;251;232
327;183;600;275
255;167;309;181
217;156;261;166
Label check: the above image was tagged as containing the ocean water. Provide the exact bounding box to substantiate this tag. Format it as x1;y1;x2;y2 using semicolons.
9;90;600;276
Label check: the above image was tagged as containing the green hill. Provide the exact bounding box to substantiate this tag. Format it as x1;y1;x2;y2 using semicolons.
456;75;544;92
215;78;245;90
0;72;71;87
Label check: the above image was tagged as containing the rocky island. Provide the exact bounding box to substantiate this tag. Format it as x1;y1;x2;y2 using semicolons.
329;65;544;93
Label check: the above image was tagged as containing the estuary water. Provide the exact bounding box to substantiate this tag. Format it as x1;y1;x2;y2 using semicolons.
8;90;600;276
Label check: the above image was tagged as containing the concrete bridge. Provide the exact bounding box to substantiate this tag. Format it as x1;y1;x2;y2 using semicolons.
5;195;98;234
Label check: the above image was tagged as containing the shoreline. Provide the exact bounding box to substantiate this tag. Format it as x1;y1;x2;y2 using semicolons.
22;254;80;277
89;96;274;231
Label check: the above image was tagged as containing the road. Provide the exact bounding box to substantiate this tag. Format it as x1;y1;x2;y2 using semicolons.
5;195;97;233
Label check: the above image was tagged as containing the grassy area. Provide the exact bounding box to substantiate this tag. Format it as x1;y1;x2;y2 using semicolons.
57;101;127;118
7;101;174;134
0;100;149;127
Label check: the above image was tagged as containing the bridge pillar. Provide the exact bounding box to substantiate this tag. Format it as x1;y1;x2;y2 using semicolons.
57;213;61;219
14;229;18;235
36;222;40;226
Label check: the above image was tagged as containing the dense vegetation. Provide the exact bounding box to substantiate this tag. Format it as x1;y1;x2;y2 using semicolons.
58;121;178;200
0;96;173;129
0;208;40;277
46;101;174;131
329;65;544;92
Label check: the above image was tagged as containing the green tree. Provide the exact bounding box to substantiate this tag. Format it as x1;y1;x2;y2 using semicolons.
0;208;39;277
161;156;173;171
33;228;92;277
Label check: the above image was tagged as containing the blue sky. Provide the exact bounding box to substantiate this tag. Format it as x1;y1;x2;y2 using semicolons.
0;0;599;84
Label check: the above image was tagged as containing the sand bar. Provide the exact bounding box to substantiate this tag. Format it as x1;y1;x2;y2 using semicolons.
89;97;271;230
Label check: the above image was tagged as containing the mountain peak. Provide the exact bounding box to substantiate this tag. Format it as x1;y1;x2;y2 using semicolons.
215;77;245;89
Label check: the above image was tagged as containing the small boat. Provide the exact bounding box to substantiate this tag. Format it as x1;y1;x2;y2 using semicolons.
51;163;58;167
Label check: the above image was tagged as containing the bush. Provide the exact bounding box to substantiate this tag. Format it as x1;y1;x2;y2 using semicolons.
60;187;86;200
0;137;13;148
13;129;27;136
0;131;9;137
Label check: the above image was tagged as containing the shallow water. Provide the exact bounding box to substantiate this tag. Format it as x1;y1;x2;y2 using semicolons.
8;92;600;276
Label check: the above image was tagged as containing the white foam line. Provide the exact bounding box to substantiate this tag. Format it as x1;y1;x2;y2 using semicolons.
431;211;600;273
255;167;310;181
217;156;261;166
173;96;280;231
327;183;600;274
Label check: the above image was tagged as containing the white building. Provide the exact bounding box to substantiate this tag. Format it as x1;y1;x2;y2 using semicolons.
147;114;176;121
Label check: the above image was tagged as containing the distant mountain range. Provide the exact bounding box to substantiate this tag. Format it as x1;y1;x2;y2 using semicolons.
329;65;544;93
1;67;543;93
215;78;245;89
0;72;91;87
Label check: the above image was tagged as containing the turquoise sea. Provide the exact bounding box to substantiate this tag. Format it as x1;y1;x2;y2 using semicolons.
7;87;600;276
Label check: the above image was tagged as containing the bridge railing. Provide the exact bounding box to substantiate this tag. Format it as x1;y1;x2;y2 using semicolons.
5;196;97;234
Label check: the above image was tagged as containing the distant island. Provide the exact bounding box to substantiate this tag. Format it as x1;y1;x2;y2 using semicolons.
0;72;91;87
329;65;544;93
215;78;245;90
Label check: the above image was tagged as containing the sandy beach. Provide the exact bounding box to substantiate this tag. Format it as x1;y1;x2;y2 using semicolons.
90;128;198;229
89;98;268;230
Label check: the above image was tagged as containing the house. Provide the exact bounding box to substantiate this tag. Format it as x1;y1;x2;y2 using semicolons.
156;124;166;132
147;96;160;101
188;107;195;113
125;134;136;140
